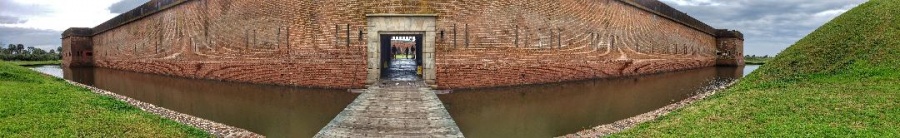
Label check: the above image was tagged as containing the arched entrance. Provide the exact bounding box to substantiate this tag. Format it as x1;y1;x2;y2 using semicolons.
365;14;437;87
380;34;424;81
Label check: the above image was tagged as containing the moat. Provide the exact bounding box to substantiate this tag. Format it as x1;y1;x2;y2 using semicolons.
30;65;756;137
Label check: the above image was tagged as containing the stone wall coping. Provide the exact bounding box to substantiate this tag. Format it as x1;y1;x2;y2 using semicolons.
715;29;745;40
61;28;94;38
92;0;192;36
616;0;717;36
366;14;439;17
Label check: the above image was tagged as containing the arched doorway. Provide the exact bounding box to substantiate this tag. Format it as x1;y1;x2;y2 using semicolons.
380;35;424;81
365;14;437;87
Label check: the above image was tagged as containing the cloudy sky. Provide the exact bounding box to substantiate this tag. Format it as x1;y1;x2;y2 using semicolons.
659;0;867;55
0;0;867;55
0;0;147;51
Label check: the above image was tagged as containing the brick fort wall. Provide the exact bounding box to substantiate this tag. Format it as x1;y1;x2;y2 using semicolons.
62;0;743;89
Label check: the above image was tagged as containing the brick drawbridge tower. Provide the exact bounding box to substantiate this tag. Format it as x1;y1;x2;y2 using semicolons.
716;29;745;66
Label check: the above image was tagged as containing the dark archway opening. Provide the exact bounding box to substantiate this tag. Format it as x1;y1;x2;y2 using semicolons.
380;34;424;81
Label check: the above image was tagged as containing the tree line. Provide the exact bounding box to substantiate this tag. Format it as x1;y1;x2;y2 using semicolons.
0;43;62;61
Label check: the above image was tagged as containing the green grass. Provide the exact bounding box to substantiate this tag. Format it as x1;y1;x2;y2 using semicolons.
614;0;900;137
0;61;209;137
4;60;61;66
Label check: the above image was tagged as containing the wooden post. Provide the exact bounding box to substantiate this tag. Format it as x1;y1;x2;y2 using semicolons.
346;24;350;47
525;28;529;48
611;35;616;51
276;26;281;50
288;26;292;58
515;25;519;48
157;21;163;54
191;37;197;53
453;24;457;48
253;29;259;48
335;24;339;46
547;29;552;49
636;42;640;53
204;0;210;51
244;29;248;53
557;29;561;48
590;32;594;50
538;29;543;48
465;24;469;48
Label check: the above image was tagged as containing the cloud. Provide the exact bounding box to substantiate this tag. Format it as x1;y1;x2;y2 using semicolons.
0;26;62;50
0;15;26;24
1;0;121;31
659;0;867;56
0;0;52;16
0;0;126;51
108;0;149;13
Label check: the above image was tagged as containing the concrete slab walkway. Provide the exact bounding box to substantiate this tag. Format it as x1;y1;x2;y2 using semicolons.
315;81;464;137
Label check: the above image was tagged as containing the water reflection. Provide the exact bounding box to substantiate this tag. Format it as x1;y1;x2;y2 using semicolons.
30;65;753;137
28;65;63;78
744;65;761;76
58;67;358;137
438;66;744;137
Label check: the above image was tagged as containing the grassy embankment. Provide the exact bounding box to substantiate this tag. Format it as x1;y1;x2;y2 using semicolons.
0;61;209;137
615;0;899;137
4;60;61;66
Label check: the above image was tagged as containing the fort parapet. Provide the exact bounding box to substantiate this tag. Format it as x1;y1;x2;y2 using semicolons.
62;0;744;89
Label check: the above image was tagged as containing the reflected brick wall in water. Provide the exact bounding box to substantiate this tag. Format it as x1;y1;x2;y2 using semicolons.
62;0;743;89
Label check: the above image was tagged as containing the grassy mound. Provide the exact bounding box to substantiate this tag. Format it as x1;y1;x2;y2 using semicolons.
615;0;900;136
0;61;209;137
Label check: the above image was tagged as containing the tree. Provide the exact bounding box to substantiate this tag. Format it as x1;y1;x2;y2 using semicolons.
16;44;24;54
0;44;61;61
31;47;47;55
7;44;14;54
26;47;36;55
56;46;63;59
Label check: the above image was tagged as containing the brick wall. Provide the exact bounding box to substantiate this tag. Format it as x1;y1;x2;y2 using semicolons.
66;0;739;89
62;28;94;67
715;30;745;66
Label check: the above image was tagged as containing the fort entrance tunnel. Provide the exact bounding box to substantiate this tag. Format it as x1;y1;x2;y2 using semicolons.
381;35;424;81
62;0;744;89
